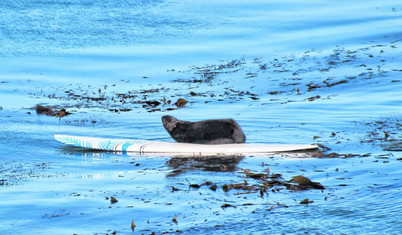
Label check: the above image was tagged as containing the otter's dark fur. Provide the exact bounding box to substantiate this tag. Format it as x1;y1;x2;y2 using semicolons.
161;115;246;144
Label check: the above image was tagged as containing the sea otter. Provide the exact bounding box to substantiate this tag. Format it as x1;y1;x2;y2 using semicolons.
161;115;246;144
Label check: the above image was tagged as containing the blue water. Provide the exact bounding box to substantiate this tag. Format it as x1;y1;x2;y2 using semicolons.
1;0;402;234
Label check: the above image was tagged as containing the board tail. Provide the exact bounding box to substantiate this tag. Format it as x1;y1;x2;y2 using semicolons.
54;134;149;152
54;135;94;149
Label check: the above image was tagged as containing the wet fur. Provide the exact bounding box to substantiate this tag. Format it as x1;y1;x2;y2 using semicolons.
161;115;246;144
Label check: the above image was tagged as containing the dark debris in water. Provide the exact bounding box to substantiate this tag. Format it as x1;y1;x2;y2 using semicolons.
321;116;402;152
300;198;314;204
26;40;401;117
110;196;119;204
384;142;402;151
35;105;71;118
221;203;236;209
131;220;136;232
361;118;402;151
0;161;58;187
31;86;190;113
312;152;365;158
170;167;325;201
172;57;246;83
42;209;70;219
289;175;325;190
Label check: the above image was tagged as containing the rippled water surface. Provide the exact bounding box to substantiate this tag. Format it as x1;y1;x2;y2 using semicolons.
1;0;402;234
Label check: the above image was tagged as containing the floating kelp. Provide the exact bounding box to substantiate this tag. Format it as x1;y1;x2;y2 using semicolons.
170;171;325;201
110;196;118;204
288;175;325;190
35;105;71;118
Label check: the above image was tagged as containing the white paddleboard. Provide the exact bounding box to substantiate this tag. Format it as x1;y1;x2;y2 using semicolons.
54;135;318;156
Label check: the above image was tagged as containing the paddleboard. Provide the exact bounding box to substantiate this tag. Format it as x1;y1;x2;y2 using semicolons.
54;135;318;155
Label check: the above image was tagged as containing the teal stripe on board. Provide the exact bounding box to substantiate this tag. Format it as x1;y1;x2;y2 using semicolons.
121;142;131;152
99;140;113;150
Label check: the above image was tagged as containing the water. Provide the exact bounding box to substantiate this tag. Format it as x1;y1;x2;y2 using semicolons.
1;0;402;234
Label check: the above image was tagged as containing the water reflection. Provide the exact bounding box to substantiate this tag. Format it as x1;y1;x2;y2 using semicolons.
166;155;244;176
58;145;246;176
58;145;117;159
81;174;103;179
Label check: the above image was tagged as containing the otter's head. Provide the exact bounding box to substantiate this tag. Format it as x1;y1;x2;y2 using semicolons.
161;115;178;132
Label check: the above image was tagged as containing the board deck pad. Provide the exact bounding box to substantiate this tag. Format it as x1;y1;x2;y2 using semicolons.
55;135;319;156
